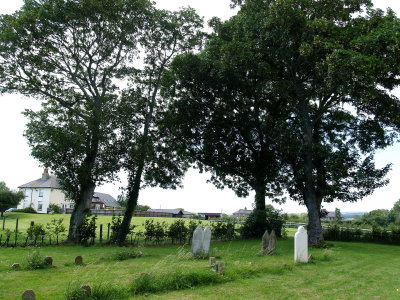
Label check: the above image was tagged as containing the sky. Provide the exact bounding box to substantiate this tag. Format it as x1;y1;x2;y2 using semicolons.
0;0;399;214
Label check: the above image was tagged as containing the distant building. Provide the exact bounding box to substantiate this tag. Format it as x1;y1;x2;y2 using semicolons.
147;209;195;218
233;207;253;218
321;211;336;221
18;169;118;213
198;212;222;220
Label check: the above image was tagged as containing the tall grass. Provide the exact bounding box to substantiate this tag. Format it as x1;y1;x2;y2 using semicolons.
65;282;130;300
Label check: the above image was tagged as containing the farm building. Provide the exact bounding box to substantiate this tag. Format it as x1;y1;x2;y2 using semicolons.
198;212;222;220
232;207;253;218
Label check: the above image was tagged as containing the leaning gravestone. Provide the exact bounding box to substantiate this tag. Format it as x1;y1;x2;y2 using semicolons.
22;290;35;300
261;229;270;254
294;226;308;262
44;256;53;266
191;224;204;256
265;230;277;255
81;285;91;296
202;226;212;255
75;256;83;265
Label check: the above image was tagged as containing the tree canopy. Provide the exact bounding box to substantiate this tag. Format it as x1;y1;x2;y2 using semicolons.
164;0;400;244
0;182;24;217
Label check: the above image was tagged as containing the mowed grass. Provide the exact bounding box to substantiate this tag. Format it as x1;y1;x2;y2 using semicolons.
1;232;400;300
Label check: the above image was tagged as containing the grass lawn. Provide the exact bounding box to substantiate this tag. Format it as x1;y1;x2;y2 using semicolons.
1;230;400;300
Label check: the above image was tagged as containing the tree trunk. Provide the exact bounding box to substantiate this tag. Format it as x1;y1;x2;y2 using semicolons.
116;165;144;245
67;182;95;243
252;180;267;237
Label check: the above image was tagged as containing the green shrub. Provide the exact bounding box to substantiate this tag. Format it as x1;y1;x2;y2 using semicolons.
78;215;97;245
168;219;188;244
49;204;61;214
130;267;224;295
112;249;143;261
241;205;285;238
14;207;37;213
27;224;46;240
25;250;48;270
65;282;129;300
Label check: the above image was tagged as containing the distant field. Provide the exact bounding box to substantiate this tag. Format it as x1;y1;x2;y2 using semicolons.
1;237;400;299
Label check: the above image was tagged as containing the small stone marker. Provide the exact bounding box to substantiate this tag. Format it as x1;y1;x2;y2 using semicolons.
191;224;203;256
265;230;277;255
294;226;308;263
44;256;53;266
215;262;225;275
261;229;270;253
81;285;91;296
11;263;20;270
202;226;212;255
22;290;35;300
209;256;216;266
75;255;83;265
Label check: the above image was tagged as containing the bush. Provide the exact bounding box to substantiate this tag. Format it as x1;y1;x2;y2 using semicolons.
49;204;61;214
78;215;97;245
168;219;188;244
112;249;143;261
130;267;224;295
25;250;48;270
241;205;285;238
27;224;46;240
14;207;37;213
65;282;129;300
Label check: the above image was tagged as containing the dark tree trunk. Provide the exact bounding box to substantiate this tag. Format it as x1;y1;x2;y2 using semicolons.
67;182;95;243
116;164;144;245
252;180;267;237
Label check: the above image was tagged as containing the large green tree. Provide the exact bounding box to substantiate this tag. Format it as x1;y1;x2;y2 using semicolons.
115;7;204;244
164;0;400;244
0;181;24;217
0;0;151;242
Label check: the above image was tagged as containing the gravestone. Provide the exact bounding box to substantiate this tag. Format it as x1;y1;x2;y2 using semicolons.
75;256;83;265
11;263;20;270
22;290;35;300
209;257;216;266
261;229;270;253
202;226;212;255
265;230;277;255
294;226;308;262
81;285;91;296
191;225;203;256
215;262;225;275
44;256;53;266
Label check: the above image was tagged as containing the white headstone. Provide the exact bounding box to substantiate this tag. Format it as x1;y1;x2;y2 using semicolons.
202;226;212;254
191;224;204;255
294;226;308;263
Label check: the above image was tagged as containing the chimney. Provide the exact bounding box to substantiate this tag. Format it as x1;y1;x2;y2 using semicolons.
42;168;50;180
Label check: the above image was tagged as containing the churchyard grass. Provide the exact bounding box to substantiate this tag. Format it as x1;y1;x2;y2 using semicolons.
1;233;400;299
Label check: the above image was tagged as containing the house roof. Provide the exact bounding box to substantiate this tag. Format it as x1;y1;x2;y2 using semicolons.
147;209;195;215
93;192;119;207
18;175;61;189
233;209;253;215
198;212;222;216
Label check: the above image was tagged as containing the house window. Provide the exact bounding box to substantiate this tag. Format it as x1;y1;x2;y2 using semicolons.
24;190;30;197
38;201;43;211
39;190;44;197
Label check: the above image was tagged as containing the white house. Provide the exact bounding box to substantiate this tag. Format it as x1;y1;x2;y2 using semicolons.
18;169;72;213
18;169;119;213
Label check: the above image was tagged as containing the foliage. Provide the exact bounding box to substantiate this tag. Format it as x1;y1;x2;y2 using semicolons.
111;249;143;261
78;216;97;245
65;282;130;300
0;188;24;216
25;250;49;270
210;221;237;241
388;199;400;224
27;224;46;240
354;209;391;227
241;205;285;238
49;204;61;214
0;181;9;191
13;207;37;214
46;218;66;244
164;0;400;246
335;208;343;223
168;219;188;244
110;215;136;243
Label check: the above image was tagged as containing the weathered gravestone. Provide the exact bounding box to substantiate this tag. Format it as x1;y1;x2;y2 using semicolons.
265;230;277;255
44;256;53;266
191;225;204;256
202;226;211;255
81;285;91;296
261;229;270;254
294;226;308;263
209;256;216;266
22;290;35;300
11;263;20;270
75;256;83;265
215;262;225;275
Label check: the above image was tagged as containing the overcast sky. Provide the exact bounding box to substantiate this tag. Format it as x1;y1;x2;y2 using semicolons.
0;0;399;214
